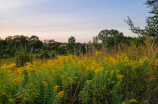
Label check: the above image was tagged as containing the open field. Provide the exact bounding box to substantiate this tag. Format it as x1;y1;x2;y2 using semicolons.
1;40;158;104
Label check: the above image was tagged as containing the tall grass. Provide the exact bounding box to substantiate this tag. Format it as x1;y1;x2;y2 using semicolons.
0;38;158;104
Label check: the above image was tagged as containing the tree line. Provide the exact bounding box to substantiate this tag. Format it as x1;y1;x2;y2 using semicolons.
0;0;157;59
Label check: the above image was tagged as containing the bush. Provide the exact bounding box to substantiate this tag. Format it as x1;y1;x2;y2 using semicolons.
9;49;16;57
39;50;50;59
15;45;32;67
57;46;67;55
51;50;57;58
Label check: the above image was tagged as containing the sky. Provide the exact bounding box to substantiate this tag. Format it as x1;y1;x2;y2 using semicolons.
0;0;151;42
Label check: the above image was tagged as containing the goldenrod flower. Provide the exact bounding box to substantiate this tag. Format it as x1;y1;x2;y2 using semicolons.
117;75;124;80
117;70;120;72
111;70;114;74
41;81;48;87
56;91;65;98
130;99;137;103
86;80;92;83
54;85;60;90
61;75;64;78
1;92;6;96
12;79;18;85
7;70;12;74
95;68;100;73
86;67;89;71
9;99;14;103
96;51;102;56
121;102;125;104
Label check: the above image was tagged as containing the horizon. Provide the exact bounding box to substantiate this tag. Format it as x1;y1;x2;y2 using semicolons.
0;0;151;43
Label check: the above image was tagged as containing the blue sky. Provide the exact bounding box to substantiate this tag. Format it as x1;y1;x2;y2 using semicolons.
0;0;151;42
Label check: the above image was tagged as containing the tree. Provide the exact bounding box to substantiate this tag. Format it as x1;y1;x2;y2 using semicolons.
43;39;55;46
30;35;39;41
68;36;76;44
29;40;43;52
93;36;99;44
67;36;76;54
124;0;158;37
98;29;120;41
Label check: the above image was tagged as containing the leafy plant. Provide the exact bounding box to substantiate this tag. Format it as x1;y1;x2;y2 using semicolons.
15;45;32;67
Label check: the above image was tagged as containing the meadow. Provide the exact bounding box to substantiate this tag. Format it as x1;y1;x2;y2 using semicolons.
0;40;158;104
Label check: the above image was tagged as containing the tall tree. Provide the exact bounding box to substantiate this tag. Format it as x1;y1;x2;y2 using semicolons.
93;36;99;44
68;36;76;44
125;0;158;37
30;35;39;41
67;36;76;54
98;29;120;41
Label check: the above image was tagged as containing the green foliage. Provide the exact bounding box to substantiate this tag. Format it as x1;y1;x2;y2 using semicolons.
125;0;158;37
9;48;16;57
15;45;33;67
57;46;67;55
51;50;57;58
0;51;3;59
39;50;50;59
29;40;43;52
98;29;120;41
68;36;76;44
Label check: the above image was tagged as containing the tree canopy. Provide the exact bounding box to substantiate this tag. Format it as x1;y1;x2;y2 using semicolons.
98;29;123;41
125;0;158;37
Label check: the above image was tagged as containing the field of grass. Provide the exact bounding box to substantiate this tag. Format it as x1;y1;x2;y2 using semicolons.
0;40;158;104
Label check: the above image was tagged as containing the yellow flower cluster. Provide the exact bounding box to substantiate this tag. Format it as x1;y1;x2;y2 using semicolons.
129;99;137;103
96;51;102;56
41;81;48;87
117;75;124;80
12;77;22;85
54;85;60;90
86;80;92;83
56;91;65;98
9;99;14;103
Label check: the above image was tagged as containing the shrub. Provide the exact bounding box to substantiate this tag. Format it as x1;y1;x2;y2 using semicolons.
39;50;50;59
51;50;57;58
15;45;32;67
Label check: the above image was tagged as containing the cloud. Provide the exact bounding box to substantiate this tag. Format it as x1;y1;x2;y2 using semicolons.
0;0;50;11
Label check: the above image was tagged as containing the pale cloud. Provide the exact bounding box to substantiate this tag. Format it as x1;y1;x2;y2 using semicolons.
0;0;50;10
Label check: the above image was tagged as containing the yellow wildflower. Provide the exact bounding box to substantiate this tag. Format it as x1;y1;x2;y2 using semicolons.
54;85;60;90
61;75;64;78
95;68;100;73
86;67;89;71
7;70;12;74
121;102;125;104
130;99;137;103
117;75;124;80
49;76;53;80
9;99;14;103
41;81;48;87
1;92;6;96
56;91;65;98
91;67;94;71
117;70;120;72
111;70;114;74
96;51;102;56
86;80;92;83
12;79;19;85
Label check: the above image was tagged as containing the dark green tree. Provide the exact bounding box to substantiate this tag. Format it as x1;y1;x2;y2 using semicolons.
68;36;76;44
98;29;119;41
125;0;158;37
67;36;76;54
